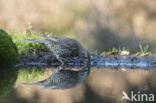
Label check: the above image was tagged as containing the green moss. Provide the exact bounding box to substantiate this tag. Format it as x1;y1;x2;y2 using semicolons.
0;29;20;67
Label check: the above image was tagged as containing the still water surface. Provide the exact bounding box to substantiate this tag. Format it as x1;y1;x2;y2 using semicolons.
0;67;156;103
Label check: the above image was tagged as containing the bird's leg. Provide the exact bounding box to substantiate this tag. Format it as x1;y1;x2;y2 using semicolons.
56;55;65;71
56;55;64;65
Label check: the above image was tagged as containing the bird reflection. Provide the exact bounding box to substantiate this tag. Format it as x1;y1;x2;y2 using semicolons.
23;66;90;89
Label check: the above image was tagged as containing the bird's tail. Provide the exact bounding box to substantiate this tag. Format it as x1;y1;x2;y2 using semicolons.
24;39;44;44
22;79;45;86
40;35;59;42
22;82;42;85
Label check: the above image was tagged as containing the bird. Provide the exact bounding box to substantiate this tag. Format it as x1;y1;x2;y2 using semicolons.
23;66;90;89
24;36;90;70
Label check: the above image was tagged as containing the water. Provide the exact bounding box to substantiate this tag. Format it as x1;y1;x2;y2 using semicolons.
0;65;156;103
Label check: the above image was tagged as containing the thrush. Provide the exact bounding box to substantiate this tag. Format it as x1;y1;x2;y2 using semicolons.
25;36;90;69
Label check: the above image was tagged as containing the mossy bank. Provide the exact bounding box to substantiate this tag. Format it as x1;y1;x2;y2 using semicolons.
0;29;20;67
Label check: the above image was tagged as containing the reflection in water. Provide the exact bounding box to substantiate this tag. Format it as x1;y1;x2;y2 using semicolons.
0;67;156;103
23;66;90;89
0;68;19;98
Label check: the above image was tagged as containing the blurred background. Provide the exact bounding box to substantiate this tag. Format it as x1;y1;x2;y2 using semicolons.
0;0;156;103
0;0;156;53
